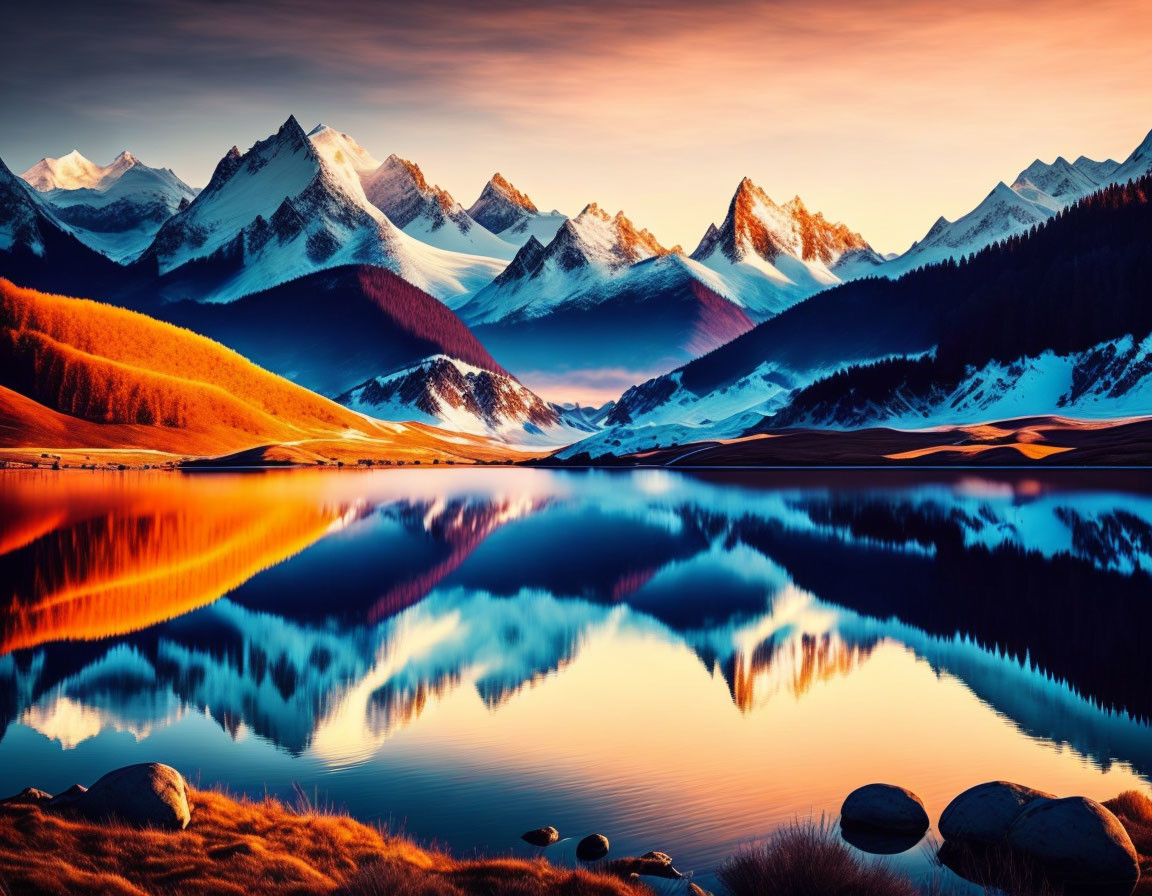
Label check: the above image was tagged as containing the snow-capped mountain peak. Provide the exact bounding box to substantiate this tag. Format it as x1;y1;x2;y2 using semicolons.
466;173;566;248
15;147;199;262
363;153;453;228
1010;156;1098;205
142;118;508;301
480;173;538;213
693;177;870;267
556;202;668;269
21;150;108;191
358;153;518;259
307;123;381;180
1072;155;1121;184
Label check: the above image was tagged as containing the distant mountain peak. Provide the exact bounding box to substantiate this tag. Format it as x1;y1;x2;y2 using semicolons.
306;123;381;182
565;202;668;268
20;150;102;191
280;114;305;137
487;173;537;211
382;153;431;191
696;177;869;266
18;147;160;193
362;153;462;229
467;173;560;243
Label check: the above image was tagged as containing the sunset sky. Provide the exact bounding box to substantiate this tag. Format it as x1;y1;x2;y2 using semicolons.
3;0;1150;254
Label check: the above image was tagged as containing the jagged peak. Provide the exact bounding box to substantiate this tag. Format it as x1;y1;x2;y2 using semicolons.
486;173;537;211
697;176;869;264
578;201;613;221
307;123;334;136
202;145;244;194
280;114;305;137
382;153;427;185
988;180;1017;199
1073;154;1119;167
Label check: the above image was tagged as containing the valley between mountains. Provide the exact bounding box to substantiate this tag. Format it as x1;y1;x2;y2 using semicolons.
1;117;1151;467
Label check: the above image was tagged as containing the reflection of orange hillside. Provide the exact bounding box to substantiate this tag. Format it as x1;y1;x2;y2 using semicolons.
728;632;877;712
0;474;346;653
0;279;520;464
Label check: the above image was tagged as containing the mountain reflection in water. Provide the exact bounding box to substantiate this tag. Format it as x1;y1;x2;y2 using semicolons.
1;468;1150;886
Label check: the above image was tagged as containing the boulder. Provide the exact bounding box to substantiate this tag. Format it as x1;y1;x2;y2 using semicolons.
603;854;682;879
76;763;191;830
841;783;929;835
1006;796;1139;884
521;826;559;847
939;781;1054;844
576;833;610;861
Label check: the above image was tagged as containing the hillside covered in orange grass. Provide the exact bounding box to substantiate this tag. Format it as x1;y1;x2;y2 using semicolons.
0;279;521;466
0;786;650;896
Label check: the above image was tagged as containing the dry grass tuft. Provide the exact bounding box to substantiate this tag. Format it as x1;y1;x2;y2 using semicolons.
1105;790;1152;895
0;788;645;896
717;818;919;896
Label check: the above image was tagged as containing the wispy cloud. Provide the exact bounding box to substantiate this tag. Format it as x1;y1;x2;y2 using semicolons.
2;0;1150;251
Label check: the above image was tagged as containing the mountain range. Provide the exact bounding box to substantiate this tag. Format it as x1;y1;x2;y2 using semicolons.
1;117;1151;463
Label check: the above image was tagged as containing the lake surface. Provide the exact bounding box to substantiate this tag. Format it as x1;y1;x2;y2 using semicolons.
2;468;1151;889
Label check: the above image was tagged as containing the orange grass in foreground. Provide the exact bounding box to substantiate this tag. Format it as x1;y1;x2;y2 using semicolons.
1107;791;1152;895
0;789;648;896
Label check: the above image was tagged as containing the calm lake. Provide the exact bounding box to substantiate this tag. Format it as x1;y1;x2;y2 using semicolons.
2;468;1151;889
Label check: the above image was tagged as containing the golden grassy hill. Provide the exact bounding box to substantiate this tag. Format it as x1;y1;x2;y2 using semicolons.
0;279;522;465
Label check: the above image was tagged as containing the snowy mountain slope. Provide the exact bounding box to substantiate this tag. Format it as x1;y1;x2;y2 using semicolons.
361;155;518;260
19;150;137;192
774;335;1152;431
884;128;1152;275
1112;126;1152;185
466;173;567;248
1011;156;1100;206
306;123;381;181
0;154;127;293
882;182;1054;275
1073;155;1121;184
338;354;594;446
141;117;505;303
23;153;199;262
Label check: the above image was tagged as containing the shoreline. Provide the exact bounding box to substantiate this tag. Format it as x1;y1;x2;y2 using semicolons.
1;767;1148;896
